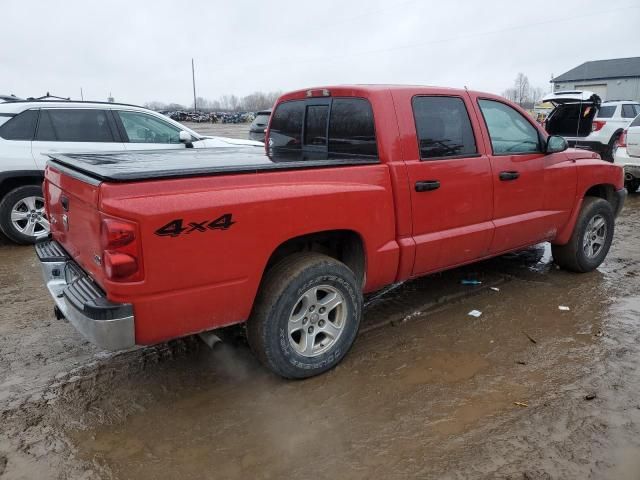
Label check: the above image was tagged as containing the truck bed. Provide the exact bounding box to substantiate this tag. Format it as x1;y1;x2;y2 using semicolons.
47;147;379;182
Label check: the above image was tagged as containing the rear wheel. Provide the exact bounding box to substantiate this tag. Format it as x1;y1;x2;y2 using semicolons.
552;197;614;273
247;253;362;379
0;185;49;245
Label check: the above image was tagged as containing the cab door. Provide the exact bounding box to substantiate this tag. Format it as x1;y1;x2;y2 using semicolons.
393;90;494;276
473;96;573;253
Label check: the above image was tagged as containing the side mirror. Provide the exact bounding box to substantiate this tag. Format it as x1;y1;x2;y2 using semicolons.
546;135;568;153
179;130;194;148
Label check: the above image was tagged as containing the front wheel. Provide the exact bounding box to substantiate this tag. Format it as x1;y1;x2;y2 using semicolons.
552;197;615;273
0;185;49;245
247;253;362;379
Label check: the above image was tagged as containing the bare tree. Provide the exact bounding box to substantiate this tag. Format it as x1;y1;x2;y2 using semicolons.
514;73;530;106
501;74;547;107
501;87;518;103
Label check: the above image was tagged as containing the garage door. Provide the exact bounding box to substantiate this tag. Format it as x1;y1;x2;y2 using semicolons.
576;84;608;101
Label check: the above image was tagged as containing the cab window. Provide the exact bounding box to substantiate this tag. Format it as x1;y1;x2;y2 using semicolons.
118;111;182;143
412;96;477;159
478;100;541;154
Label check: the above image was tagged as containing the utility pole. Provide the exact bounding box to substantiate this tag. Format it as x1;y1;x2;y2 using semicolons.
80;87;84;101
192;58;197;112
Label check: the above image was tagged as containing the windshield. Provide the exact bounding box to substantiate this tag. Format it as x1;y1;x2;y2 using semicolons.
251;113;270;128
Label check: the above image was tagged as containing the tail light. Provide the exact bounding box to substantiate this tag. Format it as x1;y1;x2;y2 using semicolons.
592;120;606;132
101;216;143;281
619;129;627;148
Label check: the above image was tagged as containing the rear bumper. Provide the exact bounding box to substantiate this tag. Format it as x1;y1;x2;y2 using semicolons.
35;240;135;350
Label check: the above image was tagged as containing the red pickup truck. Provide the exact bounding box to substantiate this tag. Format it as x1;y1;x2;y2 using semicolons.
36;85;626;378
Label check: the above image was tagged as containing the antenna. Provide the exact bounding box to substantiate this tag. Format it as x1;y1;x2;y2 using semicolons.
192;58;197;112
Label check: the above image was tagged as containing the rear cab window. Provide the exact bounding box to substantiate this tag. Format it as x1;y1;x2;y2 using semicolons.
0;110;38;140
412;96;477;159
268;97;378;158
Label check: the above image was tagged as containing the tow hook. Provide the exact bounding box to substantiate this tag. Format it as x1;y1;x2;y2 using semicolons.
53;306;66;321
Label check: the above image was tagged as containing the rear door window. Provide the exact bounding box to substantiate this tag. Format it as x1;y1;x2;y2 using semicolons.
622;104;638;118
478;100;541;154
597;105;616;118
36;109;117;142
412;96;477;159
0;110;38;140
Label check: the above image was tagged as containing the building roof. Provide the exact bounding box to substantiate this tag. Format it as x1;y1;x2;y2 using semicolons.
553;57;640;83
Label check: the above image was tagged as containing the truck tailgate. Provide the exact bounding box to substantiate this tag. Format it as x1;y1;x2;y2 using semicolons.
44;165;107;287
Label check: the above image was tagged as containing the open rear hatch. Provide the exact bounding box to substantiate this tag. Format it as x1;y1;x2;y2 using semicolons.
543;90;601;138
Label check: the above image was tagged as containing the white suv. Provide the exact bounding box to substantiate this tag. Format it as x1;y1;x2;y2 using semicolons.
614;113;640;194
0;100;261;244
543;90;640;160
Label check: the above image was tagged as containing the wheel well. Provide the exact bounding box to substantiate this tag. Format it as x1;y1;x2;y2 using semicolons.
610;129;623;143
0;176;43;202
584;184;618;209
264;230;366;286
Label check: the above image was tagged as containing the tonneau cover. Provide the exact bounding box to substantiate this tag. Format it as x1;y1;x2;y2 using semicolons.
47;147;379;183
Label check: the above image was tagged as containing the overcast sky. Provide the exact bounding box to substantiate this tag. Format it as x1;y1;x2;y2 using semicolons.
2;0;639;106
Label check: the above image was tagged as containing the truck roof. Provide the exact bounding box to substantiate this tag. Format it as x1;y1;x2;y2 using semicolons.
278;84;476;102
47;148;378;183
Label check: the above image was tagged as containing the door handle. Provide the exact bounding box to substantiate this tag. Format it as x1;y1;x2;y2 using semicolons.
415;180;441;192
499;171;520;181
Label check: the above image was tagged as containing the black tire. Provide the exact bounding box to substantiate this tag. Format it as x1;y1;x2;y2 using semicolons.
626;180;640;194
552;197;614;273
0;185;47;245
247;253;362;379
603;133;621;162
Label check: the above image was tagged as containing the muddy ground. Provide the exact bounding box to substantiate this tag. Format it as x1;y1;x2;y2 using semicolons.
1;126;639;479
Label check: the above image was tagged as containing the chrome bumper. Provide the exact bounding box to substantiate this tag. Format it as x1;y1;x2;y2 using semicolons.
35;240;135;350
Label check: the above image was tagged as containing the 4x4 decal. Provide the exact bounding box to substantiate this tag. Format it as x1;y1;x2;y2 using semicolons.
155;214;235;237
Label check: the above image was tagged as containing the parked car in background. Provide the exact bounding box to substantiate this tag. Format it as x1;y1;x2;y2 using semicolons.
248;109;271;142
543;90;640;160
0;100;261;245
36;85;625;379
614;114;640;193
